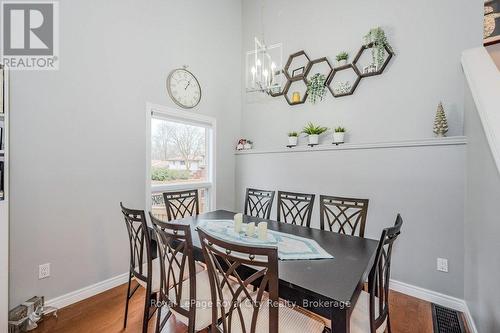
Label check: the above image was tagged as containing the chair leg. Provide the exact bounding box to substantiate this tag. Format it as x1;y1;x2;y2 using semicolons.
123;272;132;329
155;305;162;333
143;286;152;333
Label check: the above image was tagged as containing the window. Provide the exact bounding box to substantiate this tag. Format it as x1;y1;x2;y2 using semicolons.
147;104;215;220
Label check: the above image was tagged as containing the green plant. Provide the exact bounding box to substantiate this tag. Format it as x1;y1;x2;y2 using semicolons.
363;27;394;68
306;73;327;104
302;122;328;135
287;131;299;137
336;51;349;62
151;168;190;182
334;127;346;133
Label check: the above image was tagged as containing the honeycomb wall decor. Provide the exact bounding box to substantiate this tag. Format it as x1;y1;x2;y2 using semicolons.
273;41;394;105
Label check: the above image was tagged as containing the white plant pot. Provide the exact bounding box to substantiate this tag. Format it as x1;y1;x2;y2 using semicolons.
308;134;319;145
333;132;345;144
288;136;298;146
337;59;347;66
244;143;252;150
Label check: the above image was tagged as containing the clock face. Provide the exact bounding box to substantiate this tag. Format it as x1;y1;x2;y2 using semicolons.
167;69;201;109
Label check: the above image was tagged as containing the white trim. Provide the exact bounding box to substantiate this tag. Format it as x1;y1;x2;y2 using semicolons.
0;65;9;331
152;181;213;193
390;279;478;333
46;273;129;309
234;137;467;156
462;47;500;177
145;103;217;212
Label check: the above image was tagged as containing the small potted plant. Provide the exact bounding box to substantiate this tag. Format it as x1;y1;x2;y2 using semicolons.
244;140;253;150
306;73;327;104
333;127;346;144
287;132;299;146
336;51;349;66
302;122;328;145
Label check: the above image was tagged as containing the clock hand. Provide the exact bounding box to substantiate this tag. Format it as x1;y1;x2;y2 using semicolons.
184;81;191;90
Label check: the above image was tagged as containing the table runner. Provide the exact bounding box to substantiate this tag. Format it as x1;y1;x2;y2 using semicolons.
197;220;333;261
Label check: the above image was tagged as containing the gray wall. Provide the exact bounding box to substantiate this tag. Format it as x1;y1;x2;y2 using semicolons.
9;0;242;306
235;144;466;298
464;86;500;332
241;0;482;147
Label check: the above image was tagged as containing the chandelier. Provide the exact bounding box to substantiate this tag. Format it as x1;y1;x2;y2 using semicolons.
245;0;283;94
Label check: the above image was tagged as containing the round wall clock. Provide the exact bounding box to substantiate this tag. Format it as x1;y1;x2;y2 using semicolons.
166;67;202;109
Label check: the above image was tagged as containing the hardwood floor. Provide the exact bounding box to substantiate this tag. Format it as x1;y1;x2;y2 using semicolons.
32;283;435;333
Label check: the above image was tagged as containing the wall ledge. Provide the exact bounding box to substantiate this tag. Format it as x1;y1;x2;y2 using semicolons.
235;137;467;156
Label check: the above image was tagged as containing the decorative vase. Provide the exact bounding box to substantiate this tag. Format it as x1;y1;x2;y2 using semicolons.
244;142;252;150
337;59;347;66
292;92;301;104
333;132;345;144
288;136;298;146
308;134;319;145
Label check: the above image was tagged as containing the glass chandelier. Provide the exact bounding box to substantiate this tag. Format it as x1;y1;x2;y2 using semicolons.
245;0;283;94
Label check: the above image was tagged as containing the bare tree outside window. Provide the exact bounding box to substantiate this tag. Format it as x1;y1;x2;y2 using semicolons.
151;118;207;185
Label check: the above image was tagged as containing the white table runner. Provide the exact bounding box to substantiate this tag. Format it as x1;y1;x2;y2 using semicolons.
197;220;333;261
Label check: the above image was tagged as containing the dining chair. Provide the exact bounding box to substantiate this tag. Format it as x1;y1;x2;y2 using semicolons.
197;228;325;333
150;213;207;333
120;203;158;333
277;191;315;227
347;214;403;333
244;188;275;219
163;189;200;221
319;195;369;237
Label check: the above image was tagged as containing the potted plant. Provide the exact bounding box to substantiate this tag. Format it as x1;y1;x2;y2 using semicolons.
244;140;253;150
363;27;394;69
333;127;346;144
302;122;328;145
306;73;327;104
287;132;299;146
336;51;349;66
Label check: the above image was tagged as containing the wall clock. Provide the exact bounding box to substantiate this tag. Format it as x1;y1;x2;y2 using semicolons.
166;67;202;109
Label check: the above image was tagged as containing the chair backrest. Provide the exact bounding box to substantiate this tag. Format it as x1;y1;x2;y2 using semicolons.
244;188;276;219
319;195;369;237
120;202;152;283
163;189;200;221
150;213;197;329
277;191;315;227
197;228;279;333
367;214;403;333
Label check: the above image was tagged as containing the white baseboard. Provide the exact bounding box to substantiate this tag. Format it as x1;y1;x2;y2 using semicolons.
44;274;478;332
46;272;129;309
390;279;478;333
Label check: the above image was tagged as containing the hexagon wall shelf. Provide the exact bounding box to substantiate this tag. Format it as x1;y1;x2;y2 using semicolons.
327;64;361;97
353;42;394;78
283;76;308;105
284;50;311;80
304;57;334;81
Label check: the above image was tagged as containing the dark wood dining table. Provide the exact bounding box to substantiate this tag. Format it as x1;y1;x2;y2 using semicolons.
163;209;379;333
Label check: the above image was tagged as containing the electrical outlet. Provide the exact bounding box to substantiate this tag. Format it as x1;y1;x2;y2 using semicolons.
38;263;50;279
437;258;448;272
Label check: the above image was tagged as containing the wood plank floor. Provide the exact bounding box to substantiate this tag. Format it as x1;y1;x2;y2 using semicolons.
32;283;435;333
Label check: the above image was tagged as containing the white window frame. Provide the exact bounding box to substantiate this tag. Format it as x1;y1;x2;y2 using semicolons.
146;103;216;212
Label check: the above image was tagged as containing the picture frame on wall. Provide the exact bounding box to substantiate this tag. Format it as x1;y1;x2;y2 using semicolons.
292;66;305;77
485;0;500;45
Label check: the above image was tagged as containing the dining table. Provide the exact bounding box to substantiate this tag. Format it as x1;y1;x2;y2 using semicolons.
157;209;379;333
